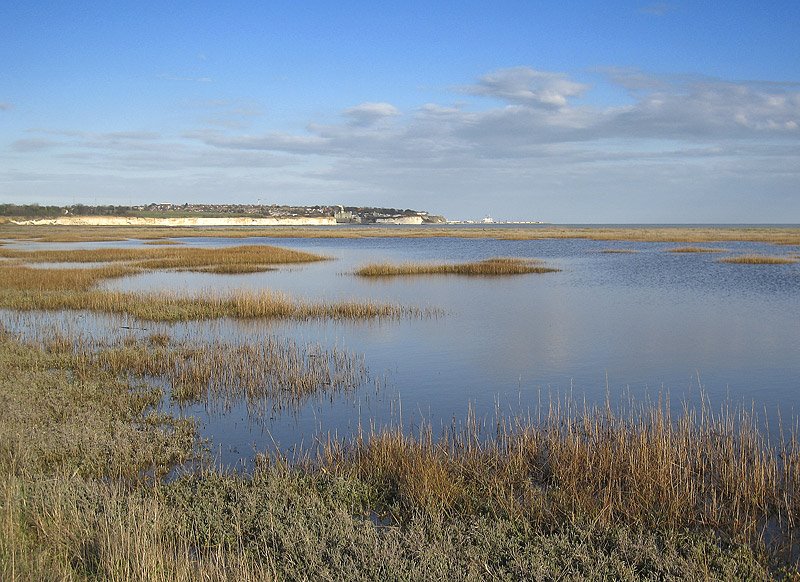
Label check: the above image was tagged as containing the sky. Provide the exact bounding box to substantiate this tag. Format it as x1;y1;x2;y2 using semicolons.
1;1;799;223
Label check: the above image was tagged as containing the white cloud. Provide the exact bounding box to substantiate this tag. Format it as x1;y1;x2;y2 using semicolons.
5;67;799;221
11;139;60;152
342;102;400;126
464;67;588;108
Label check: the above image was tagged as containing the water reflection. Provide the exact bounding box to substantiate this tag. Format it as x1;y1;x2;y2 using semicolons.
4;235;799;466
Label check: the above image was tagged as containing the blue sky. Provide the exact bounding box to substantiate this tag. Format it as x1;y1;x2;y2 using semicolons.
1;1;799;222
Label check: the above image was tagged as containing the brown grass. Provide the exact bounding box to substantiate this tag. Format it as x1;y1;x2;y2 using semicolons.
29;328;367;413
143;239;183;245
0;261;430;322
719;254;798;265
0;244;326;271
667;246;728;253
3;223;800;244
115;340;361;410
0;327;788;578
0;287;430;322
0;264;140;291
182;264;276;274
355;257;560;277
0;328;195;480
313;395;800;560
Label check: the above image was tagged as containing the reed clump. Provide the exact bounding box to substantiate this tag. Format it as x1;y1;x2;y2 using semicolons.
719;255;798;265
312;396;800;563
0;264;140;292
0;264;428;321
0;288;428;322
186;264;276;274
0;243;326;272
79;334;368;411
668;246;727;253
355;257;559;277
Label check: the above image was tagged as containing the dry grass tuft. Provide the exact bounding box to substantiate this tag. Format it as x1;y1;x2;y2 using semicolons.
0;244;326;271
0;264;140;291
0;262;429;322
719;254;798;265
355;257;559;277
0;286;429;322
183;264;277;274
313;395;800;561
143;239;183;245
78;335;366;410
667;246;727;253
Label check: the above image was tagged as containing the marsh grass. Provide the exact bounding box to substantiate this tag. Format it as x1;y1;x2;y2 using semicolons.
143;239;183;245
4;223;800;244
667;246;728;253
0;264;427;321
0;328;789;578
183;264;276;274
0;244;326;272
0;264;140;292
0;328;195;480
83;334;368;411
355;257;559;277
310;395;800;563
719;254;798;265
0;288;428;321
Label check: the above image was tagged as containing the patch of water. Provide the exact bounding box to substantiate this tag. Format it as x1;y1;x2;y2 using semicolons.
3;235;799;466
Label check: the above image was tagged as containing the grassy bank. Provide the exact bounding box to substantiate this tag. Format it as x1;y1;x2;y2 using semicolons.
3;223;800;244
0;263;429;322
0;287;428;322
355;257;560;277
668;246;728;253
1;328;795;579
0;243;326;272
720;255;798;265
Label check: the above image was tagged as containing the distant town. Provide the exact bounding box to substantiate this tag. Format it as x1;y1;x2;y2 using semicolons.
0;203;447;225
1;203;547;225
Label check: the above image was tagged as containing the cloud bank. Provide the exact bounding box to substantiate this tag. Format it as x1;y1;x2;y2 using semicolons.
3;67;799;222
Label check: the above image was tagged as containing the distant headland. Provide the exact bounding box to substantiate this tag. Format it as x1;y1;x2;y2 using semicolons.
0;203;447;227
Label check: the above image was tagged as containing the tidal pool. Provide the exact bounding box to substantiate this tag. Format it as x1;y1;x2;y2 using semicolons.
5;234;800;467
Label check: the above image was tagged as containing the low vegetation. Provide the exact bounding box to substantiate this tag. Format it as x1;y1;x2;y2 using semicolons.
667;246;727;253
719;255;798;265
0;328;195;481
82;331;366;412
0;286;427;322
355;257;560;277
143;239;183;245
0;264;139;291
0;327;791;578
3;222;800;244
0;261;427;322
0;243;326;272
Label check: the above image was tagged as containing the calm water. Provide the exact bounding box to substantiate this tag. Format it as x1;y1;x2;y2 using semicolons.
5;234;800;465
